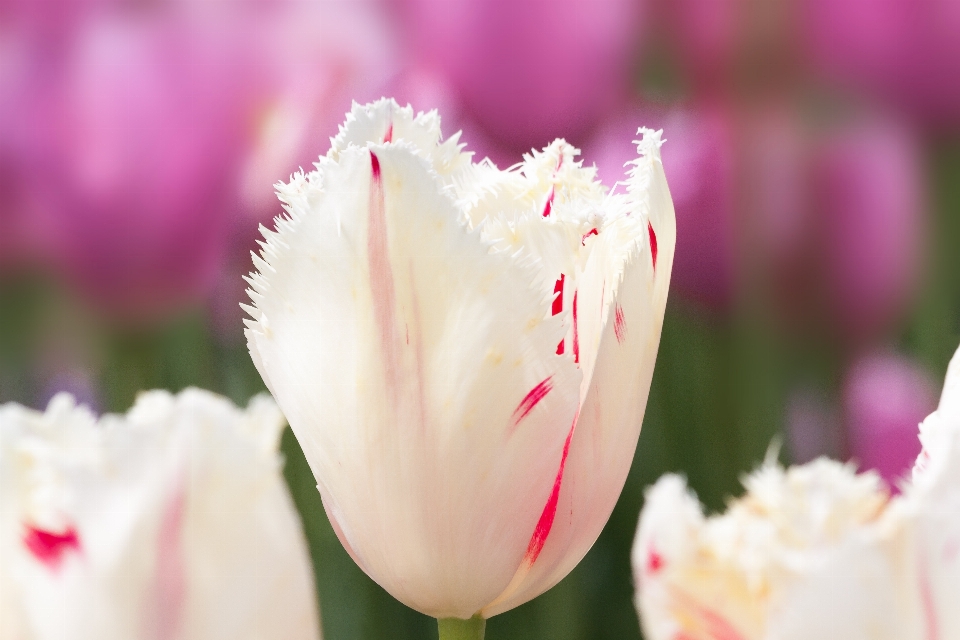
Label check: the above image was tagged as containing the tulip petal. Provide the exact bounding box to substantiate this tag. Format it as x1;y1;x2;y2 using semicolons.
483;130;675;615
907;346;960;639
328;99;469;178
246;143;581;617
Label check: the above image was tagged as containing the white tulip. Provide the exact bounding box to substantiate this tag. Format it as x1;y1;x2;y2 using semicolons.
633;345;960;640
244;98;675;625
0;389;320;640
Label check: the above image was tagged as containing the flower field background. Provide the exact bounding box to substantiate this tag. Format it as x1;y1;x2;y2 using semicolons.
1;1;959;638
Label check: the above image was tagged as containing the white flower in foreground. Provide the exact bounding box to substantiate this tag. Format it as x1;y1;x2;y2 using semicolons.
633;344;960;640
0;389;320;640
244;98;675;620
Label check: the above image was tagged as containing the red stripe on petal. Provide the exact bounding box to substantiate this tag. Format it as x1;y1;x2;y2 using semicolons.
553;274;565;354
614;304;626;344
542;187;555;218
552;274;565;316
523;418;575;565
368;151;400;400
648;221;658;270
24;525;80;569
512;377;554;427
581;228;598;245
383;122;394;143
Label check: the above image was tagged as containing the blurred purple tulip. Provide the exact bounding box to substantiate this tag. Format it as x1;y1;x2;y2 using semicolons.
843;350;937;485
803;0;960;128
386;66;518;169
584;103;737;309
398;0;644;151
813;118;926;340
26;16;261;323
662;0;740;89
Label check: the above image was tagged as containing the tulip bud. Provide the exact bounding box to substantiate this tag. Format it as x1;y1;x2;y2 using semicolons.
245;99;675;622
843;350;937;485
397;0;644;150
0;389;320;640
633;343;960;640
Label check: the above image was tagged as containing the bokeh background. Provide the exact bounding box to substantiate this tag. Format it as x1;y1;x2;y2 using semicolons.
1;0;959;637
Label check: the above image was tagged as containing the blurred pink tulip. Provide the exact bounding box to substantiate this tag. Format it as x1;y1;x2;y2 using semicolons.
209;0;398;339
803;0;960;128
399;0;644;151
385;66;518;169
236;0;397;228
584;103;736;309
843;351;937;485
813;118;926;340
28;17;260;322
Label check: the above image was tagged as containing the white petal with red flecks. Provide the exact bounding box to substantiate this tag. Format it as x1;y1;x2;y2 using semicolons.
483;130;675;615
246;101;675;618
0;390;319;640
245;142;581;617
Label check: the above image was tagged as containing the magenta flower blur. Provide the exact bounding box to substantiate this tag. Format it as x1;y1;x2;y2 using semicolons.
28;17;258;321
813;118;926;339
844;351;937;485
584;104;736;310
803;0;960;128
399;0;644;151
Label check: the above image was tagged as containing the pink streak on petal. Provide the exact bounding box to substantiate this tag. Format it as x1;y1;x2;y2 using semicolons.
669;588;750;640
383;122;394;143
614;304;626;344
920;564;941;640
367;151;400;401
648;221;658;270
512;377;554;428
23;525;81;569
523;416;576;565
542;154;564;217
581;228;598;245
646;547;664;574
148;489;186;640
572;290;580;364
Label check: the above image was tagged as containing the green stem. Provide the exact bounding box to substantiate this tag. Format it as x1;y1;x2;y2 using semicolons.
437;615;486;640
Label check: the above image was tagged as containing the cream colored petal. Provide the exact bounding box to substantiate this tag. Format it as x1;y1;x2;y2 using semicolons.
482;130;675;616
767;535;919;640
905;344;960;640
328;98;469;178
246;143;581;618
632;475;763;640
0;390;320;640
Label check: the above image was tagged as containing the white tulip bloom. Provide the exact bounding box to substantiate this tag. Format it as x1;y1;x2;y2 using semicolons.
244;98;675;621
633;344;960;640
0;389;320;640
